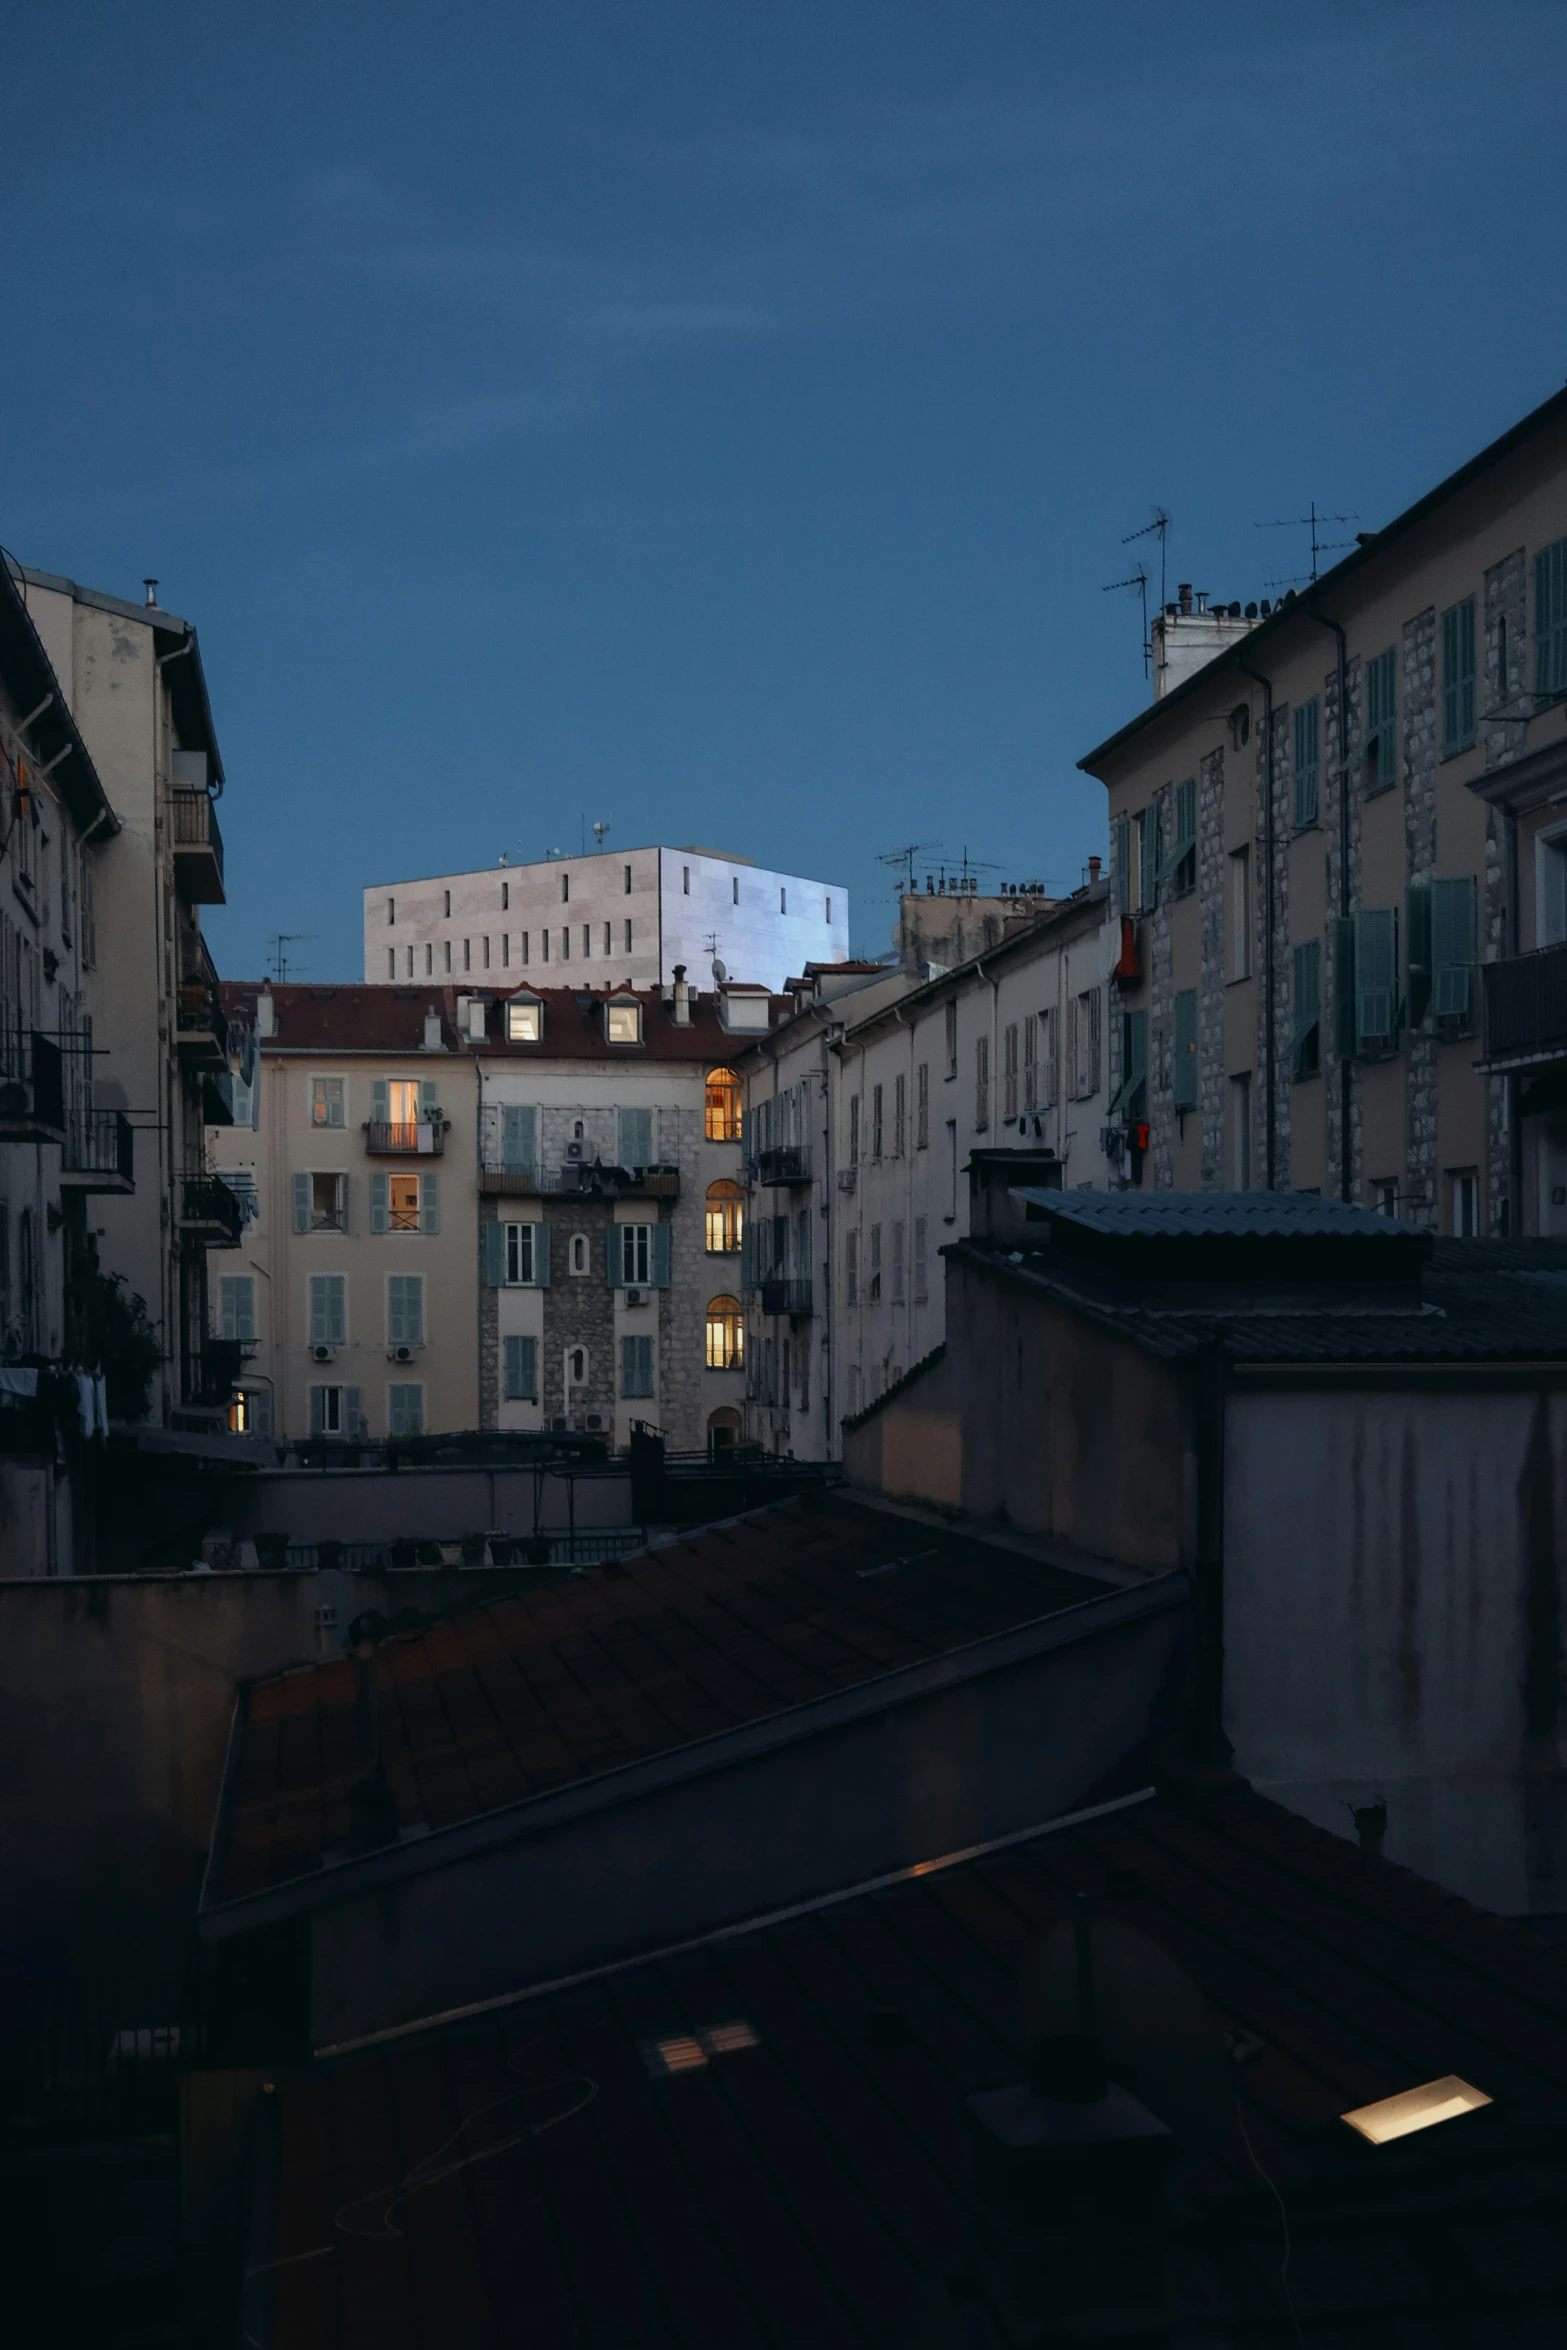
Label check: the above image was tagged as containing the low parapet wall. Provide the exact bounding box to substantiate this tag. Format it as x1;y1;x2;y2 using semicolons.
229;1462;634;1544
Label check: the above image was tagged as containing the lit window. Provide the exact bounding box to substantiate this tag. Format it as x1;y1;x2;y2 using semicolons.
705;1067;741;1142
507;998;542;1043
1342;2076;1490;2146
705;1180;743;1251
311;1076;344;1128
706;1294;744;1368
606;1000;641;1044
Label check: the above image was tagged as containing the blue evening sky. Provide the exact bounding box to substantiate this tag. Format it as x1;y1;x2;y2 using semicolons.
6;1;1566;979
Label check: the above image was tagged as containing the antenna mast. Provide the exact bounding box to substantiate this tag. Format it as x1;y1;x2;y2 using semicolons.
1255;499;1358;584
269;932;316;985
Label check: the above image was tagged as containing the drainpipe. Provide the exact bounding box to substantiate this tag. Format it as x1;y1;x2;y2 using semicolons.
1235;659;1276;1188
1304;609;1353;1204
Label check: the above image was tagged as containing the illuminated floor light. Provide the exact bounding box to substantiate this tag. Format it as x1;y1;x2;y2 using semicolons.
1340;2074;1491;2145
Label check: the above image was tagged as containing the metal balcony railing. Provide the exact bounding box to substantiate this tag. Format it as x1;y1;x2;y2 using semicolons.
182;1341;246;1410
365;1119;449;1155
176;979;229;1066
178;1174;244;1246
477;1158;679;1196
171;791;225;903
755;1143;813;1186
0;1030;66;1141
60;1109;134;1193
760;1277;813;1317
1482;942;1567;1066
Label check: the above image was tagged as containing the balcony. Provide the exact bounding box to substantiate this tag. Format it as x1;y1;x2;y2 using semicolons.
182;1341;246;1410
60;1110;135;1195
178;1173;244;1247
760;1278;813;1317
0;1032;66;1144
366;1119;449;1156
176;971;229;1069
477;1158;679;1198
171;790;225;904
1482;943;1567;1070
755;1143;813;1187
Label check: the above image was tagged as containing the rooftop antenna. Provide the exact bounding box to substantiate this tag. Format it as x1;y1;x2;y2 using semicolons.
877;840;940;896
1122;507;1171;610
1255;499;1359;584
592;819;610;852
269;931;316;984
1102;561;1151;677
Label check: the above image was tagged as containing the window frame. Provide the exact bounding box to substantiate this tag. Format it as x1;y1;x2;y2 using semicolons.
310;1074;345;1129
1441;595;1477;754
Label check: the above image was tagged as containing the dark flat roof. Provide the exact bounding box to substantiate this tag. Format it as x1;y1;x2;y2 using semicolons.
264;1775;1567;2347
211;1493;1104;1905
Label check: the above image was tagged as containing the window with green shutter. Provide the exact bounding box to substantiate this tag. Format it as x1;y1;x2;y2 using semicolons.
618;1107;653;1169
500;1104;536;1176
1110;1009;1148;1118
620;1335;654;1398
369;1171;389;1234
1158;779;1196;896
1353;908;1399;1052
387;1274;424;1347
1431;875;1478;1025
292;1171;311;1233
1137;805;1160;913
482;1219;507;1286
308;1273;346;1348
1405;885;1433;1027
387;1383;423;1436
1111;814;1131;919
1441;597;1476;752
218;1274;256;1343
1292;940;1321;1079
1535;537;1567;701
1364;648;1398;792
614;1223;652;1286
419;1172;440;1234
504;1335;538;1401
1292;700;1320;829
1172;988;1197;1109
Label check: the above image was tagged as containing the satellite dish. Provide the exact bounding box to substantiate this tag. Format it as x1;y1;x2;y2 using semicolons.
1018;1908;1231;2149
711;958;728;984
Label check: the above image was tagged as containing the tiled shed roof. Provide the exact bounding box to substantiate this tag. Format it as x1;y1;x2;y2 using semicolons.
1015;1189;1425;1241
220;981;782;1061
211;1494;1105;1906
263;1777;1567;2348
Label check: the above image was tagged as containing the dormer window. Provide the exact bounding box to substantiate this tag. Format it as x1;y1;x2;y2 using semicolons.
606;998;642;1045
507;995;542;1043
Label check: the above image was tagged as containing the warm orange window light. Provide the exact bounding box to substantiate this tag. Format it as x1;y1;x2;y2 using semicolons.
1340;2074;1491;2145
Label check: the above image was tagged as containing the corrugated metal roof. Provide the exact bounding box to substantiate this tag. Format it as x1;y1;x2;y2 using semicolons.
265;1777;1567;2348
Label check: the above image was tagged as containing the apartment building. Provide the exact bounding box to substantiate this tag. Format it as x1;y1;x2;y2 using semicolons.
366;843;849;995
209;977;762;1451
1079;385;1567;1230
735;884;1116;1457
14;562;238;1421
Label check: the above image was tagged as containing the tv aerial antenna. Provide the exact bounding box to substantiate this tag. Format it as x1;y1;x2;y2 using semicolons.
1122;507;1171;609
1255;499;1358;584
269;932;316;984
877;840;941;896
1102;561;1151;677
591;819;610;851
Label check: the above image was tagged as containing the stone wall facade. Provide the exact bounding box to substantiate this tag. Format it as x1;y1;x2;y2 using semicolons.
1403;607;1439;1227
1323;653;1363;1203
1197;746;1227;1189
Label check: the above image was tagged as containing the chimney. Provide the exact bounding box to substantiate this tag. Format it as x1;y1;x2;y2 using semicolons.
143;578;158;608
1177;581;1193;616
1352;1800;1387;1856
1087;855;1101;884
671;963;692;1026
422;1009;443;1051
255;987;275;1040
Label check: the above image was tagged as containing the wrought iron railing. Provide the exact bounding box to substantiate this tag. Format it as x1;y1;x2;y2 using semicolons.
756;1143;813;1186
171;790;224;893
182;1339;246;1408
760;1277;813;1316
365;1120;448;1155
1482;942;1567;1063
62;1109;134;1187
0;1030;65;1135
179;1173;244;1245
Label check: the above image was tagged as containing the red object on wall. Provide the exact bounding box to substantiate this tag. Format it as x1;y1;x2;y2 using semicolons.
1114;916;1140;982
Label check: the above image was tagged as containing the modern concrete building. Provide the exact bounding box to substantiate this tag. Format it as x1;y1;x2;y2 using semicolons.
733;879;1116;1459
209;975;767;1452
12;562;238;1425
365;843;849;995
1079;384;1567;1231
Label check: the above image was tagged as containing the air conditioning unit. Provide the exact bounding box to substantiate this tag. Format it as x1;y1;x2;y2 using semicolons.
566;1141;585;1160
624;1287;646;1306
312;1344;335;1363
390;1343;415;1364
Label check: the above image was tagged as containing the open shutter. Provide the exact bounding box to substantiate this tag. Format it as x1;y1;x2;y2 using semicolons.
420;1172;440;1234
420;1079;440;1118
1111;814;1131;919
344;1387;362;1438
1172;989;1197;1109
504;1334;523;1399
1292;700;1319;829
651;1219;672;1288
1432;876;1478;1021
1355;908;1398;1047
309;1385;325;1437
1332;917;1356;1061
1537;539;1567;699
606;1224;623;1287
1405;885;1432;1027
482;1218;507;1286
370;1171;389;1234
372;1079;388;1124
292;1171;310;1233
533;1222;550;1287
502;1103;536;1173
329;1279;346;1346
521;1336;538;1400
618;1106;652;1168
335;1174;350;1234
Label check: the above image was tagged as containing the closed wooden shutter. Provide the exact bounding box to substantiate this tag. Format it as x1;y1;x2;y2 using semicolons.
1292;699;1320;829
1537;538;1567;699
344;1387;362;1438
482;1219;507;1286
619;1107;652;1168
370;1172;389;1234
1432;875;1478;1021
1354;908;1398;1047
502;1104;535;1171
292;1172;310;1233
419;1172;440;1234
534;1222;551;1287
372;1079;388;1124
651;1219;672;1288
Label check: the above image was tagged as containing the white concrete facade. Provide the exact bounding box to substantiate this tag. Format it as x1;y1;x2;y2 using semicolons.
365;845;849;995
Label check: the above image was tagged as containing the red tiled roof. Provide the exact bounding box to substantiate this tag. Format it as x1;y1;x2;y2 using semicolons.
212;1494;1105;1905
266;1778;1567;2348
219;981;783;1061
